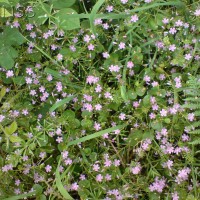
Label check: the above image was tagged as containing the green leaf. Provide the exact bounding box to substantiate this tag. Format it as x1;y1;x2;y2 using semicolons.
127;90;137;100
9;135;22;143
55;166;73;200
0;28;25;69
0;87;6;101
0;0;10;3
55;8;80;30
67;124;126;147
120;85;128;102
13;76;26;85
1;27;25;46
49;95;75;112
51;0;76;9
136;86;146;96
3;191;36;200
33;184;43;195
127;130;143;147
0;47;17;69
0;7;12;17
29;3;51;25
89;0;105;34
5;121;17;135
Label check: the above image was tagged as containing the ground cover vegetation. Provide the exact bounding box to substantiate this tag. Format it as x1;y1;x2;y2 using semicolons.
0;0;200;199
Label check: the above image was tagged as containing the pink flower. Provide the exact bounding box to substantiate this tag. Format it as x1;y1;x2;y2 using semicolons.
131;163;141;174
93;164;100;171
45;165;52;172
162;18;169;24
169;27;177;34
194;9;200;16
71;182;79;191
144;75;151;82
119;113;126;120
88;44;95;51
149;177;166;193
56;53;63;61
133;101;140;108
6;70;14;78
188;113;195;121
0;115;5;123
102;52;110;58
184;53;192;60
104;159;112;167
109;65;120;72
86;75;99;84
26;23;33;30
94;122;101;131
105;174;112;181
96;174;103;182
172;192;179;200
162;160;173;170
175;167;191;184
130;14;138;22
95;104;102;111
169;44;176;52
113;159;120;167
127;61;134;69
106;5;113;12
118;42;126;50
121;0;128;4
160;109;167;117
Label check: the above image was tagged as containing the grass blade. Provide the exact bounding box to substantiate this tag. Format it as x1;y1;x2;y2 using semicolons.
90;0;105;34
67;124;126;147
3;191;36;200
49;95;75;112
55;162;73;200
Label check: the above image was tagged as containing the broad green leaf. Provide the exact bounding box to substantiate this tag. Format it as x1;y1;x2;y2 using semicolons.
127;90;137;100
29;3;51;25
9;121;17;134
33;184;43;195
13;76;26;85
55;8;80;30
51;0;76;9
0;27;25;46
136;86;146;96
0;47;17;69
127;130;143;147
0;7;12;17
49;95;75;112
5;121;17;135
0;28;25;69
67;124;126;147
9;135;22;143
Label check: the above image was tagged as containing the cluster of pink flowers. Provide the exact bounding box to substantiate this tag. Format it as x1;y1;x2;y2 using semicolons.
149;177;166;193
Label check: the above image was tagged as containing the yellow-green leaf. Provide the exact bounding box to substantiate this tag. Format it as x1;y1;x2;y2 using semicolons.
5;121;18;135
0;7;12;17
0;87;6;101
9;135;22;143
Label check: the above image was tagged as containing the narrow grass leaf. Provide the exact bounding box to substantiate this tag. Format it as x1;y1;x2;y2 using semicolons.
55;164;73;200
67;124;126;147
3;191;36;200
49;95;75;112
